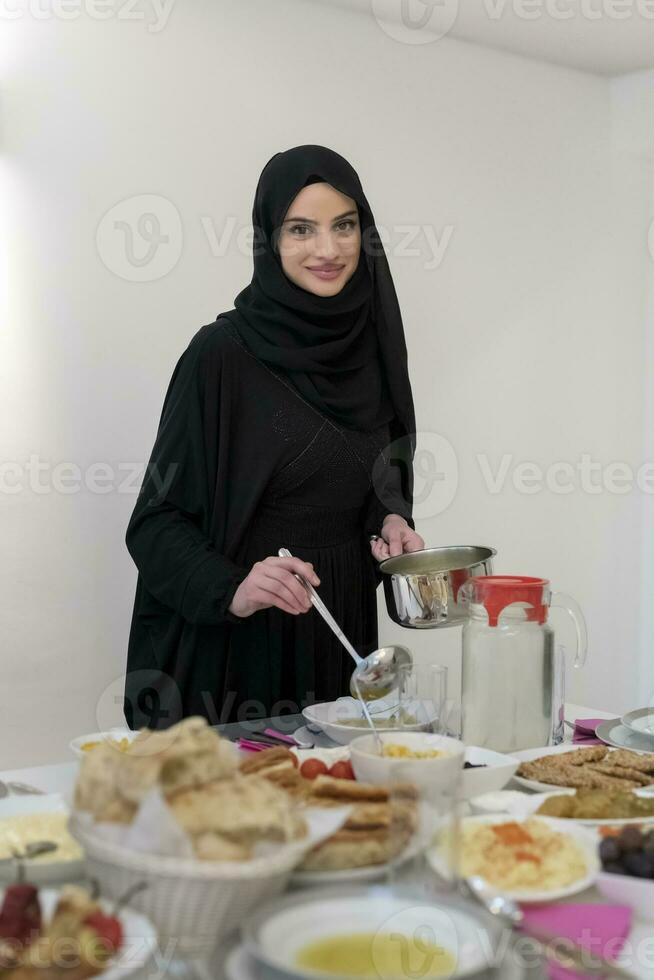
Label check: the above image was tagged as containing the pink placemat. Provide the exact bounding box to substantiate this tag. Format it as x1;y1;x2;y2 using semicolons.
521;903;632;979
572;718;605;745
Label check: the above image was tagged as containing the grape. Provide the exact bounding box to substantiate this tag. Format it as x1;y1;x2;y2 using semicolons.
602;861;626;876
618;826;644;853
599;837;621;864
623;852;654;878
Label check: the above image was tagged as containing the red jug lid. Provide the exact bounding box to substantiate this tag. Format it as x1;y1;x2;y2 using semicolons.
467;575;549;627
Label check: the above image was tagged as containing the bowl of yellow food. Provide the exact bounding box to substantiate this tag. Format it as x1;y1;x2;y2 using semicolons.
69;730;137;759
349;732;465;796
428;814;599;903
244;885;492;979
0;794;85;884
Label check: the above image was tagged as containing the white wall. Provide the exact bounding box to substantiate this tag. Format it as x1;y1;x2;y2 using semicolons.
2;0;649;766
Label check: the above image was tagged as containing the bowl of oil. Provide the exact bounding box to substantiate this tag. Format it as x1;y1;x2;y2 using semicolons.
243;884;493;979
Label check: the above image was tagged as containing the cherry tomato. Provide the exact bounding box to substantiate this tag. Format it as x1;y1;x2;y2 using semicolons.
328;760;355;781
300;758;329;780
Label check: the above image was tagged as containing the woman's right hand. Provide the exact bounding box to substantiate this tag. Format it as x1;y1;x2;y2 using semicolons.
228;556;320;618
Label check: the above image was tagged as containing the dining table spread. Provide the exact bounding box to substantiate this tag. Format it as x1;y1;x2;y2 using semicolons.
3;702;654;980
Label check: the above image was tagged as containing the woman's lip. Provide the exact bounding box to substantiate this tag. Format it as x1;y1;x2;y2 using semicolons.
306;265;345;280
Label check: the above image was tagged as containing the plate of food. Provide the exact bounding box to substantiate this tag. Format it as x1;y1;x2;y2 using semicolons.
0;794;85;884
0;882;157;978
474;786;654;827
596;824;654;922
69;729;138;759
240;747;421;885
513;744;654;793
427;814;599;903
302;697;436;745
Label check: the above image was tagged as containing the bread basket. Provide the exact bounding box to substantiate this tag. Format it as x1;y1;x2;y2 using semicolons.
69;814;298;960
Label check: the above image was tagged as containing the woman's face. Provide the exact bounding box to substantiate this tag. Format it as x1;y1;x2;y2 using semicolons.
277;182;361;297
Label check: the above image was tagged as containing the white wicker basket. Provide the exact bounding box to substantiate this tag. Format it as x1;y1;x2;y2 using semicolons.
69;815;297;960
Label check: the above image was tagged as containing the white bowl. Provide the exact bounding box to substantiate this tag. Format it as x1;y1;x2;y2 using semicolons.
427;813;599;904
460;747;520;800
0;794;85;885
350;731;465;799
244;886;493;979
303;698;436;746
596;870;654;921
69;729;138;759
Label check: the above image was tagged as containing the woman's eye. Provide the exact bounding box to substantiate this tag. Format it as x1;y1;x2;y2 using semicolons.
289;224;311;236
335;219;357;232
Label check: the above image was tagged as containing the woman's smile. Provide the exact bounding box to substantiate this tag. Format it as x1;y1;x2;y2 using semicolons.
305;262;346;281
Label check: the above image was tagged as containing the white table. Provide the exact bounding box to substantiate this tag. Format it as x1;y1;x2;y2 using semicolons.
5;704;653;979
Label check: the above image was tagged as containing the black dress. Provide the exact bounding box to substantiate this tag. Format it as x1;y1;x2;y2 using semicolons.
124;318;412;729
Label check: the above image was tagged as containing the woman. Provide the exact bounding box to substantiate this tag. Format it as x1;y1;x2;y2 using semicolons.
124;144;424;730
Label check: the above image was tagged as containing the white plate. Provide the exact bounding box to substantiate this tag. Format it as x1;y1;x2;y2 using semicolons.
244;886;493;979
622;708;654;739
480;788;654;827
0;795;85;885
6;888;157;979
69;729;137;759
511;743;654;792
596;719;654;753
426;814;599;903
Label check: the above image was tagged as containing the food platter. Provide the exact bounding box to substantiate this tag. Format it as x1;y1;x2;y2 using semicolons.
512;743;654;793
476;788;654;827
426;814;600;904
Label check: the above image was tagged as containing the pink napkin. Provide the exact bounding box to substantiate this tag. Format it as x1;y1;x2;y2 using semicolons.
520;904;632;979
572;718;605;745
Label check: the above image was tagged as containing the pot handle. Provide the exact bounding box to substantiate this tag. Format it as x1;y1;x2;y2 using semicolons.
550;591;588;668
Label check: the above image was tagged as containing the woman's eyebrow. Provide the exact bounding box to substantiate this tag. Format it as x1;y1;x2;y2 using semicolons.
282;209;358;225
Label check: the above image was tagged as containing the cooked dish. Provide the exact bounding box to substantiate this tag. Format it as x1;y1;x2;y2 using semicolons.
537;788;654;820
79;737;131;753
240;747;418;872
0;882;124;977
382;744;448;759
0;813;83;863
517;747;654;790
453;818;588;891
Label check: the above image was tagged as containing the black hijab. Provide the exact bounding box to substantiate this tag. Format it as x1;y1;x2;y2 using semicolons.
224;145;415;442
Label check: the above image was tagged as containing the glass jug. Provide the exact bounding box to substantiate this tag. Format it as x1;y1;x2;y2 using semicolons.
460;576;587;753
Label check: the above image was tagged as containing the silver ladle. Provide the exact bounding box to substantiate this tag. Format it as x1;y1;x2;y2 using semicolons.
278;548;412;730
462;875;636;979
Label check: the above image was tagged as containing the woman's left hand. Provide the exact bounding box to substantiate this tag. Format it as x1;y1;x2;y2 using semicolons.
370;514;425;560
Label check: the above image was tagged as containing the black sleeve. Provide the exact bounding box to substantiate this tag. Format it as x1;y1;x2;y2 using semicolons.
363;434;415;539
125;332;248;625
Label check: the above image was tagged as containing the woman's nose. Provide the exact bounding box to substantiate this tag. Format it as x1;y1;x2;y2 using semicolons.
313;230;339;259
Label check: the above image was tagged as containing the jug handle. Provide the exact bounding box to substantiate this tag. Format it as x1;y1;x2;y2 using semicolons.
550;591;588;668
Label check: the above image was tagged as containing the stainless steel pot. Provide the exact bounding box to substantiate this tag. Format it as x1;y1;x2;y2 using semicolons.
379;545;497;629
